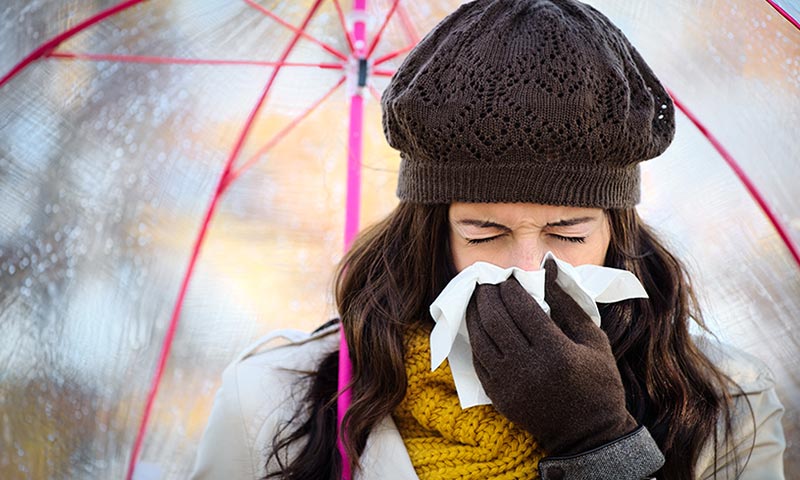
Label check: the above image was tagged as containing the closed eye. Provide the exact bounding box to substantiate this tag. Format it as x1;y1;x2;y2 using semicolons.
466;235;504;245
550;234;586;244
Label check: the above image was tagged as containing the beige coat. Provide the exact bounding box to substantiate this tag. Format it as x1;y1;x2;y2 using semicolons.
190;326;785;479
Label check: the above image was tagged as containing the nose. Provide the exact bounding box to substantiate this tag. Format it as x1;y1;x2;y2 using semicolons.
509;239;545;271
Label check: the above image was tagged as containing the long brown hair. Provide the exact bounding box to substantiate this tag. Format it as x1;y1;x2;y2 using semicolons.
265;202;743;479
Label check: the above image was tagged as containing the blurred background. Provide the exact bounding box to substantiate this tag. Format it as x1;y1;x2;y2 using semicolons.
1;0;798;478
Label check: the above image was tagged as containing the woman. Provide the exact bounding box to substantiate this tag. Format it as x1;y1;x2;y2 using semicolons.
191;0;785;478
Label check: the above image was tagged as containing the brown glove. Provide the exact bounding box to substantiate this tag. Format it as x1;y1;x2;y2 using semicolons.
465;259;638;456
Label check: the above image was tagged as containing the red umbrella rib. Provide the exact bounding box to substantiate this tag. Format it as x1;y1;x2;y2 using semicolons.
396;2;420;44
243;0;349;61
226;75;348;188
333;0;356;54
367;0;400;58
47;51;344;69
0;0;146;88
126;1;331;478
765;0;800;30
669;89;800;269
373;45;413;67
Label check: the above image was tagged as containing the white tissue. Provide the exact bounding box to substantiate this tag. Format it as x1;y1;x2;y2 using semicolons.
428;251;648;409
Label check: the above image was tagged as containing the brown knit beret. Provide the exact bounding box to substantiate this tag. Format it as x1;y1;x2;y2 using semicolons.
381;0;675;208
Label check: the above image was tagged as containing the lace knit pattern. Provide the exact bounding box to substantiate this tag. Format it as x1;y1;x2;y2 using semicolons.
382;0;675;208
393;327;545;479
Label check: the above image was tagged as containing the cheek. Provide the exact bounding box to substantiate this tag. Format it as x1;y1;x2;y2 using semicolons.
554;241;607;266
449;234;474;272
450;243;467;272
449;229;464;270
569;230;610;266
548;231;610;267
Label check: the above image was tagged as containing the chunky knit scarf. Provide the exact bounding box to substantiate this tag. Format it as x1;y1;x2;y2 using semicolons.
392;327;546;479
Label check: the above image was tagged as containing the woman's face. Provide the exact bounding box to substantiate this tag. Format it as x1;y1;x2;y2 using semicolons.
448;202;611;272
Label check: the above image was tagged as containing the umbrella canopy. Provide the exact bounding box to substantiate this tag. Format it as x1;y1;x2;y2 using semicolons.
1;0;798;478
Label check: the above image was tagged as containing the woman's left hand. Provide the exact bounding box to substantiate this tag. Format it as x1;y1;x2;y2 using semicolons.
465;259;638;456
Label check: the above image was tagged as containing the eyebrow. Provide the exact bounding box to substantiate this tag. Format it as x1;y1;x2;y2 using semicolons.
455;216;597;229
546;216;597;227
455;219;512;231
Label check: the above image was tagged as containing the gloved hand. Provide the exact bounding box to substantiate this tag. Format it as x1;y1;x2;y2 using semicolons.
465;259;638;456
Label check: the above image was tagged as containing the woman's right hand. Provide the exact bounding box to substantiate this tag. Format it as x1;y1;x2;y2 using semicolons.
465;259;638;456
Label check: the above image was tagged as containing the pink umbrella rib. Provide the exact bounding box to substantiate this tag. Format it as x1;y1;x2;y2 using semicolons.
226;75;347;187
243;0;349;61
366;0;400;59
668;89;800;269
765;0;800;30
48;51;344;69
125;1;329;479
0;0;146;88
332;0;356;54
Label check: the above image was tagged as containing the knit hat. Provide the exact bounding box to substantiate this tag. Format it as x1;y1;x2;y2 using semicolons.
381;0;675;208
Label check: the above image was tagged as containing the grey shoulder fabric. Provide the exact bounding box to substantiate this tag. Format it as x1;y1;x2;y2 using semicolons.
694;335;778;395
537;426;664;480
693;337;786;479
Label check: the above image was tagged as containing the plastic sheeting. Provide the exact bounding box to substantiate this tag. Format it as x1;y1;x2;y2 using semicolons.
0;0;797;477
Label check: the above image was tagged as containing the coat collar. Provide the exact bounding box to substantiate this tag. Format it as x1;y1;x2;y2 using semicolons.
359;415;419;479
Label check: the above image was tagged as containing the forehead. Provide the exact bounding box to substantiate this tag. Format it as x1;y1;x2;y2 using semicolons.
448;202;603;223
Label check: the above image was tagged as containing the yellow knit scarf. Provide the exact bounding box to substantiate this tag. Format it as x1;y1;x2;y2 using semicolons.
392;327;545;480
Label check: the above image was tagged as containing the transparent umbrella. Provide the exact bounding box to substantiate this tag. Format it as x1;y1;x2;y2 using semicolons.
0;0;798;478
